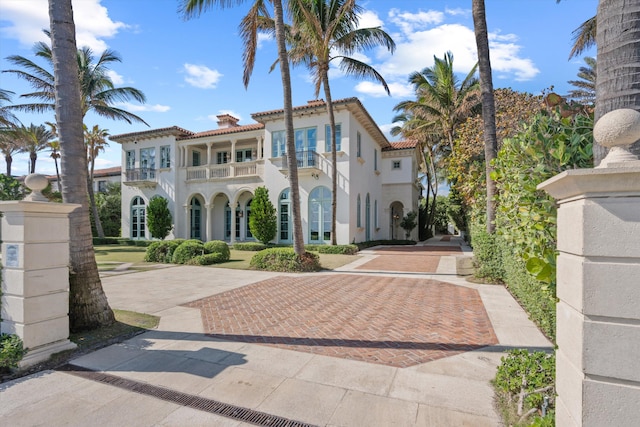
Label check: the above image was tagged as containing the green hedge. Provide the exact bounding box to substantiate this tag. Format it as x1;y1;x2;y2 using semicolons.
250;248;321;272
185;253;226;266
92;237;122;245
356;239;416;250
203;240;230;261
144;239;185;263
172;241;206;264
232;242;268;251
0;333;26;370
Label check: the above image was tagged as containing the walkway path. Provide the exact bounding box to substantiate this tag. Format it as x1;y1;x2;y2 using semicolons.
0;237;552;426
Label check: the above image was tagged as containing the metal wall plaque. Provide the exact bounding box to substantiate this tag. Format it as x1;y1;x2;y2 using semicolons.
5;244;19;267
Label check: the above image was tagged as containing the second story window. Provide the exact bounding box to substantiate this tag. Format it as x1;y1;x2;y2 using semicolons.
325;124;341;152
356;132;362;158
272;130;285;157
392;160;401;169
192;151;201;167
160;145;171;168
140;147;155;171
374;149;378;171
295;127;317;152
236;149;252;162
126;150;135;170
217;151;228;164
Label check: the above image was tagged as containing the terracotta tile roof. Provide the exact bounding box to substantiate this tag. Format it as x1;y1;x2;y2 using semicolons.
178;123;265;140
110;126;194;143
383;140;418;151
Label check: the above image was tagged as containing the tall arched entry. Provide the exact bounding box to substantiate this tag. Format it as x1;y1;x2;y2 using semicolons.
390;201;404;240
309;186;331;243
130;196;146;240
189;196;204;240
279;188;291;243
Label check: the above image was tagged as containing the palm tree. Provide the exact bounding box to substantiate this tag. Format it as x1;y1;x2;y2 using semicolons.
46;121;62;191
48;0;114;331
85;125;109;238
0;88;19;128
13;123;54;173
0;129;19;176
284;0;395;245
3;35;148;125
569;16;596;60
472;0;498;233
181;0;305;255
568;56;596;105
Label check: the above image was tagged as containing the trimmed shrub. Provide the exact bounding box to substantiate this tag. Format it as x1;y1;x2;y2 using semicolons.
118;238;136;246
146;196;172;239
92;237;122;245
233;242;268;251
494;349;555;426
185;252;226;266
203;240;230;261
356;239;416;250
144;240;186;263
317;244;358;255
250;248;321;272
249;186;277;244
0;333;26;370
470;225;505;283
172;240;206;264
134;240;152;247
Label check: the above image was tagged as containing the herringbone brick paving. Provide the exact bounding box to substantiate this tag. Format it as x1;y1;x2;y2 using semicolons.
185;274;498;368
356;245;461;273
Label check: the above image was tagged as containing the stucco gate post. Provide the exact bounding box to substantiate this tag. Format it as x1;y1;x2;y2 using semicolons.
539;109;640;426
0;174;79;367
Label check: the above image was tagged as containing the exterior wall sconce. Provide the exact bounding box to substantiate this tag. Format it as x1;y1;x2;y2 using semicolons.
238;211;244;217
311;173;319;180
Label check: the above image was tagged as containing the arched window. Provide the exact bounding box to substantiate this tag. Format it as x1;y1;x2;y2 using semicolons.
309;186;331;243
279;189;291;242
190;197;202;240
356;194;361;227
131;196;146;240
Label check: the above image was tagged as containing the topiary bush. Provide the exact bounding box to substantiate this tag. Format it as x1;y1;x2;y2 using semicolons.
185;252;226;266
250;248;321;272
317;244;358;255
470;225;505;283
233;242;268;251
203;240;230;261
0;333;26;370
494;349;555;426
172;240;206;264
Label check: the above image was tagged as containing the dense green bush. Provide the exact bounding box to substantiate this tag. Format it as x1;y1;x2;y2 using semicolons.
250;248;321;272
92;237;122;245
233;242;268;251
185;253;226;266
172;240;206;264
356;240;416;250
249;186;277;244
0;333;26;370
134;240;152;247
94;183;121;237
470;225;505;283
145;239;185;263
317;244;358;255
203;240;230;261
146;196;172;239
494;349;555;426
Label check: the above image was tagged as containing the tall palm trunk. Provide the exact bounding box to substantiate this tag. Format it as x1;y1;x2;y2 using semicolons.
322;72;338;245
595;0;640;163
274;0;304;255
6;154;12;176
54;157;61;191
29;152;37;173
88;159;105;237
49;0;114;331
472;0;498;234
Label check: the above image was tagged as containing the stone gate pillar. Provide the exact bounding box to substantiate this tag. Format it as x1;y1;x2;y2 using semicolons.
539;109;640;426
1;174;79;367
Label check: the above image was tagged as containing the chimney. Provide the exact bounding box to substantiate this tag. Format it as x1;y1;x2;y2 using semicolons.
217;114;240;129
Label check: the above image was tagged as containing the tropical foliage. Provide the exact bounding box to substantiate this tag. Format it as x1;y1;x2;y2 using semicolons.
146;196;173;240
85;124;109;237
248;186;277;244
567;56;596;105
0;174;23;200
10;123;54;173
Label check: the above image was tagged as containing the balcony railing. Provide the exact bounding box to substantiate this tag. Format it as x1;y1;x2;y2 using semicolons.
185;161;262;181
125;168;156;182
281;150;320;170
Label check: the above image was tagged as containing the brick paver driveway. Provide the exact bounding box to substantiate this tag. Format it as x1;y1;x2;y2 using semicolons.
357;245;462;273
186;244;498;368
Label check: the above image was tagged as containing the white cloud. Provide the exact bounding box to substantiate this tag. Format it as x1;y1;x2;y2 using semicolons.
208;110;243;122
354;81;412;98
116;102;170;113
388;8;444;33
106;69;125;85
0;0;126;51
445;8;469;17
257;32;272;49
93;157;118;169
183;63;223;89
358;10;384;29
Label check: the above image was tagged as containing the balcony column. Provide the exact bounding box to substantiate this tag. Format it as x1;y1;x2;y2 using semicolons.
258;136;263;160
205;203;213;242
206;142;212;167
229;202;238;244
184;204;190;239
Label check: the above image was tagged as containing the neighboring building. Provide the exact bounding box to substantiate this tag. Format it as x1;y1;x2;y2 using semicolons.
46;166;122;193
109;98;421;244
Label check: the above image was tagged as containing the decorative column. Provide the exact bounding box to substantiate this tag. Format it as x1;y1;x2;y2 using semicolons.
205;203;213;242
0;174;79;367
539;109;640;427
206;142;212;166
229;202;238;245
184;204;190;239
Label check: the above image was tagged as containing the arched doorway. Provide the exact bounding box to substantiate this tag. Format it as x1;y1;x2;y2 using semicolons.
189;196;204;240
390;201;404;240
131;196;146;240
309;186;331;243
279;188;291;243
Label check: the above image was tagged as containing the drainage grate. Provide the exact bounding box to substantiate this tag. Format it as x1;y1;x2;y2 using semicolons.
57;364;317;427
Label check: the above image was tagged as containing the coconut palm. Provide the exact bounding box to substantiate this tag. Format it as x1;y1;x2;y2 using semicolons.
283;0;395;245
568;56;596;105
0;129;19;176
569;16;596;60
48;0;115;331
12;123;54;173
85;125;110;238
3;34;148;125
472;0;498;233
181;0;306;255
0;88;20;128
45;121;62;191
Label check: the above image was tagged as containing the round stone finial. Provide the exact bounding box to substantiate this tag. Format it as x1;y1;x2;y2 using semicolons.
23;173;49;202
593;109;640;148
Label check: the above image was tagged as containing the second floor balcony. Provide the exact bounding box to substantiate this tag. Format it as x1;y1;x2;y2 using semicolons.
123;168;157;188
185;160;264;182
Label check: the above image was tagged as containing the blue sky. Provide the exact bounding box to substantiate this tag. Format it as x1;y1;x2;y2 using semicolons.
0;0;597;177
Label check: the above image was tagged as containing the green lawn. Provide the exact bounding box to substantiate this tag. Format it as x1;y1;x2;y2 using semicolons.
93;244;360;271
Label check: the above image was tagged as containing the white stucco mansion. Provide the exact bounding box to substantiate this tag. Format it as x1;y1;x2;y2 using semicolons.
110;97;421;245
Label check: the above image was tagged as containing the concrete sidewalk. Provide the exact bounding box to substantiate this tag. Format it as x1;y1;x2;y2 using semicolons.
0;244;552;426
